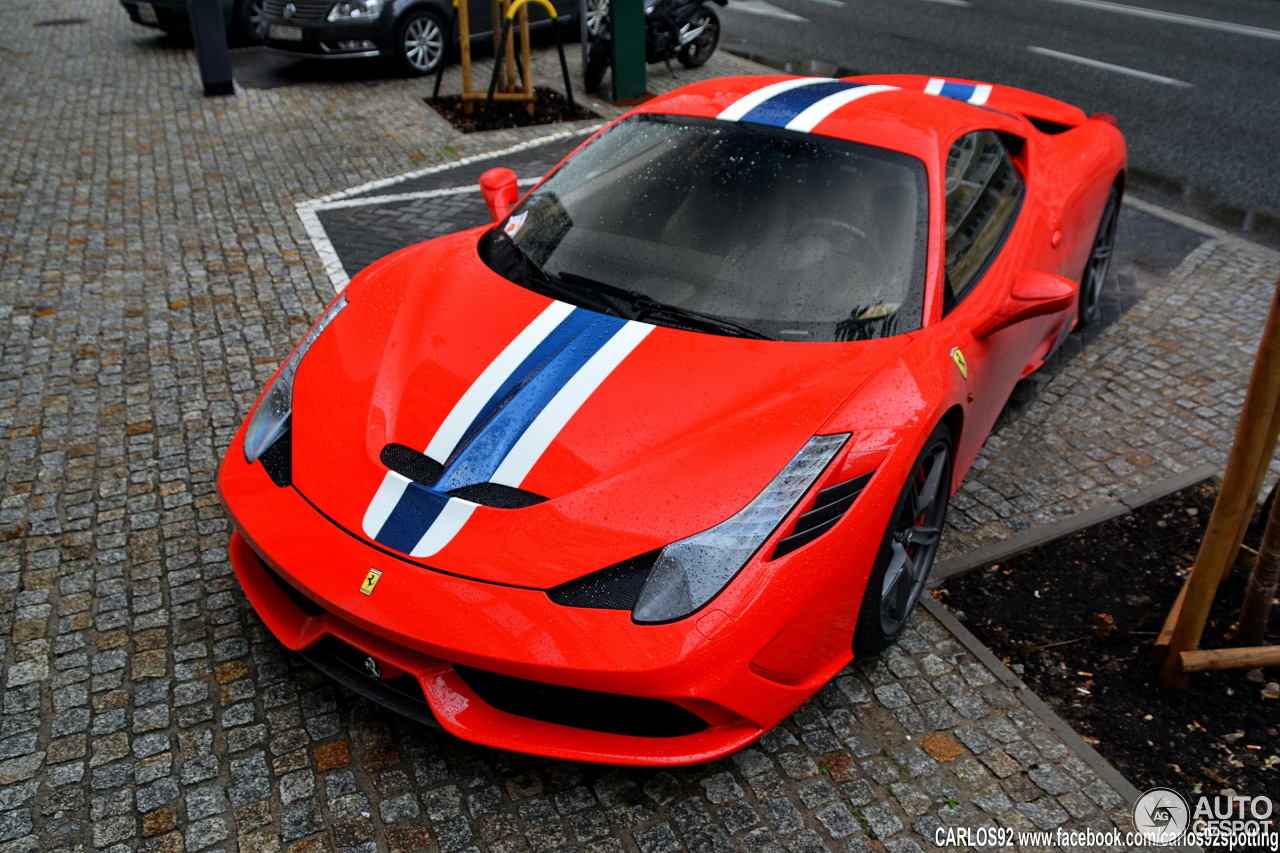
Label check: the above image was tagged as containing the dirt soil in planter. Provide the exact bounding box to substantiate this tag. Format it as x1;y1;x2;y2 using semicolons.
938;481;1279;803
427;87;597;133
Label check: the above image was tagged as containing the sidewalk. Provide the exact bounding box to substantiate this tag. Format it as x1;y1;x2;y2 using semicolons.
1;3;1277;851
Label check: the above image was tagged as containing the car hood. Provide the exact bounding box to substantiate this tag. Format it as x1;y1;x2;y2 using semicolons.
289;231;912;589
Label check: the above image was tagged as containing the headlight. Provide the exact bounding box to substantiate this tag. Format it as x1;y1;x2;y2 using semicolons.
327;0;384;20
631;434;848;623
243;293;348;463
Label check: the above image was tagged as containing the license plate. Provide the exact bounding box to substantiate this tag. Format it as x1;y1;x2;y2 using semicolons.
271;23;303;40
137;2;159;23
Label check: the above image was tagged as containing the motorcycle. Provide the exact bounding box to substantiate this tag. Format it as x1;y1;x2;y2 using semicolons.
583;0;725;94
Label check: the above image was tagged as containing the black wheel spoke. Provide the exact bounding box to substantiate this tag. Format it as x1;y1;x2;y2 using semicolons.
871;432;952;643
906;524;941;547
915;450;946;516
1076;187;1119;329
881;542;916;623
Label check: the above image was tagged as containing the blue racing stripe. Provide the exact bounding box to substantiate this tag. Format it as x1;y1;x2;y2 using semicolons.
374;481;450;554
938;81;977;102
435;307;627;490
737;81;865;128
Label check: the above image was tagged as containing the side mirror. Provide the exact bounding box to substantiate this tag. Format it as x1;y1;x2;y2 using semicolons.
479;167;520;222
973;271;1078;339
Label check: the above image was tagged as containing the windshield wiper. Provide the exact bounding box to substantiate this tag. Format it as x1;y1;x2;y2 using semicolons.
557;272;772;340
491;232;617;315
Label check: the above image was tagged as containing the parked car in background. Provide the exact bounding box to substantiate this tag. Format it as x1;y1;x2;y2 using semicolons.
120;0;267;42
259;0;564;75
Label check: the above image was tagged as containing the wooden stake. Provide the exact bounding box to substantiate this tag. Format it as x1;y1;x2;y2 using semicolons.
1239;470;1280;646
1159;277;1280;686
1180;645;1280;673
1153;575;1189;664
490;0;504;88
459;0;474;114
502;0;517;93
519;2;533;115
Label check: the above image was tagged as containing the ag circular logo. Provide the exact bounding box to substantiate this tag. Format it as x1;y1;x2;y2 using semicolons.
1133;787;1190;844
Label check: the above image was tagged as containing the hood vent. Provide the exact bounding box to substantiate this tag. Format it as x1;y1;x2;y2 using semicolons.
380;443;546;509
772;471;874;559
381;444;445;486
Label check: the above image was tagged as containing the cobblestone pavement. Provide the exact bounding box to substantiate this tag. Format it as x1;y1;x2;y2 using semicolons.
3;2;1279;852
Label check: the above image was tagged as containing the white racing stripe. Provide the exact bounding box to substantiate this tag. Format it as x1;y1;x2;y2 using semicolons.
491;322;654;488
785;84;899;132
717;77;830;121
1028;46;1193;87
923;78;992;104
425;301;577;463
409;499;479;558
362;471;412;539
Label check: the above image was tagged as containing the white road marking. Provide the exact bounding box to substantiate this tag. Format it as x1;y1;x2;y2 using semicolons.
314;178;540;212
723;0;809;22
1042;0;1280;42
1027;46;1193;87
297;127;600;291
918;0;970;6
307;124;600;206
799;0;845;8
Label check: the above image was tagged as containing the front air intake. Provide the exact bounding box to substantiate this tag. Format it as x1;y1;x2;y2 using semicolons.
454;665;709;737
772;471;875;558
547;551;661;610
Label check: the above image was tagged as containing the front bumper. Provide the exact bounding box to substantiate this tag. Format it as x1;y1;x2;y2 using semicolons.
121;0;197;29
217;437;871;765
262;18;384;58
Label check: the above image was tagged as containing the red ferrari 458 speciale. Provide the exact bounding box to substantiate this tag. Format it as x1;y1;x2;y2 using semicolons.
218;74;1126;765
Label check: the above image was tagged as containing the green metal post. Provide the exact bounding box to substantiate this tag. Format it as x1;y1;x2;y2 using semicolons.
609;0;646;101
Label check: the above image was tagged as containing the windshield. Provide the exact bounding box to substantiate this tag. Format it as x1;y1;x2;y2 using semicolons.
485;115;928;342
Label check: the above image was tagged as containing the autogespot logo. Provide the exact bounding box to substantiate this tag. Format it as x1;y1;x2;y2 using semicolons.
1134;787;1191;844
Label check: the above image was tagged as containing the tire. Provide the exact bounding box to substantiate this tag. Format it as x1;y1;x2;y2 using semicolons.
394;8;447;76
676;6;718;68
1076;183;1121;330
236;0;266;44
853;422;952;656
584;25;611;94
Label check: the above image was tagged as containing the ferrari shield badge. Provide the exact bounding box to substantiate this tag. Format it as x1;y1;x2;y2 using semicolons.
359;568;382;596
950;347;969;379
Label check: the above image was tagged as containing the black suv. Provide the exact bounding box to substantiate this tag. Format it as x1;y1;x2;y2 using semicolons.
261;0;565;75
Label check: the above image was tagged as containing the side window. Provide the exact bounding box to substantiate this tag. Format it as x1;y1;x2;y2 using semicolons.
943;131;1022;310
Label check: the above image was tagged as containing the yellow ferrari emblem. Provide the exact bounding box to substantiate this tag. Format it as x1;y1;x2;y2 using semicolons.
359;568;382;596
950;347;969;379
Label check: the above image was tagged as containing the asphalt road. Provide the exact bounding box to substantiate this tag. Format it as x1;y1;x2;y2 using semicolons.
717;0;1280;247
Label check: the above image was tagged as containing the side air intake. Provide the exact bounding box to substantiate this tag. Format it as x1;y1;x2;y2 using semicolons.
772;471;875;558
